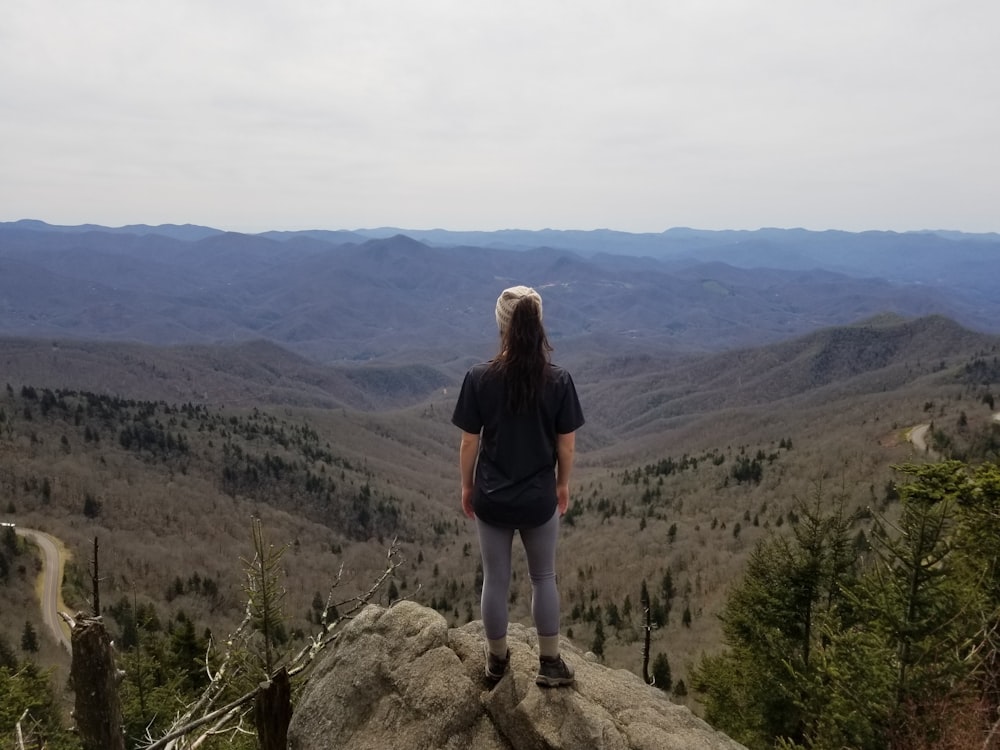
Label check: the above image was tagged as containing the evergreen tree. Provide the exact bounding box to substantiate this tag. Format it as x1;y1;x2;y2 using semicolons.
661;568;675;621
0;633;16;669
692;491;870;749
606;601;621;629
592;619;606;660
857;462;970;711
952;461;1000;707
2;525;17;554
0;661;76;749
661;568;675;602
651;652;672;692
846;460;994;747
119;636;186;747
241;517;288;677
83;493;102;519
693;465;1000;750
20;621;39;653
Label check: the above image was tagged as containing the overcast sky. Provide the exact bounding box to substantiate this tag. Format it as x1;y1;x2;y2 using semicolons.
2;1;997;234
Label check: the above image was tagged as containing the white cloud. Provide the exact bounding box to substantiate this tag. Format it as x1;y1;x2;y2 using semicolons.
2;0;998;232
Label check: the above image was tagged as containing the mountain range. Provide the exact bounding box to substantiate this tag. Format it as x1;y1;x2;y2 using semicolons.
2;220;998;373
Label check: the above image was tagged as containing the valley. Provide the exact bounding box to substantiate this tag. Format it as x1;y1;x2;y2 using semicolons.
3;312;998;708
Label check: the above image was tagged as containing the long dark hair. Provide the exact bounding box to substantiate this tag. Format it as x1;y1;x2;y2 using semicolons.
488;296;552;413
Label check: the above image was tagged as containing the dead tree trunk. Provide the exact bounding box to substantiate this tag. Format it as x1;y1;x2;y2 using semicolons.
254;667;292;750
70;617;125;750
642;603;652;685
91;537;101;616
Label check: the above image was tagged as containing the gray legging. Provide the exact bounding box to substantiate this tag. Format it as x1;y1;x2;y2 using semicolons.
476;511;560;640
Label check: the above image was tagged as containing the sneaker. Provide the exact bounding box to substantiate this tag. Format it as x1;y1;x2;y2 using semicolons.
535;655;574;687
484;645;509;682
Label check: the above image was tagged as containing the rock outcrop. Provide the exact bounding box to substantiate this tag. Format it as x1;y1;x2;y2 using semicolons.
288;601;746;750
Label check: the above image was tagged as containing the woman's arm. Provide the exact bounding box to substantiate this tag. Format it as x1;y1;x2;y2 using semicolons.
556;431;576;515
459;430;480;518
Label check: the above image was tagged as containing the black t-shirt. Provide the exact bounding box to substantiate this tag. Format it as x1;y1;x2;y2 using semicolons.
451;362;585;528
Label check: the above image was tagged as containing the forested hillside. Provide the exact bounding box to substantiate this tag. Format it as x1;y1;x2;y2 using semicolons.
1;316;998;748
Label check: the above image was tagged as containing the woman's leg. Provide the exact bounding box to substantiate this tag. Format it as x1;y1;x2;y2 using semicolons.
476;518;515;647
519;510;561;648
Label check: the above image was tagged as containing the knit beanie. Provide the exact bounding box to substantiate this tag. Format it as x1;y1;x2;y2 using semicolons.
495;285;543;335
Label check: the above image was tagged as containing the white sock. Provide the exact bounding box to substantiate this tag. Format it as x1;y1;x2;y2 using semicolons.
538;634;560;659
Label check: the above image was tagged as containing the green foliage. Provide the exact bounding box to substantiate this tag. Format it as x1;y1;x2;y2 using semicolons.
109;595;212;748
731;453;764;485
605;601;621;629
0;661;77;749
82;493;101;519
111;519;297;749
119;420;190;456
651;652;672;692
695;461;1000;750
692;489;870;749
856;462;970;710
168;612;211;693
20;620;39;653
592;619;606;659
2;526;18;555
118;639;186;747
0;634;16;669
788;625;895;750
242;517;288;677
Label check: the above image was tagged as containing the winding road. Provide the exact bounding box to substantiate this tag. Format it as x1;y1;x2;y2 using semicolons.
14;527;71;652
907;423;933;455
907;413;1000;457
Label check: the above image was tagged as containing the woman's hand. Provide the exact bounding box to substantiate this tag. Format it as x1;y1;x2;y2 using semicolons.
557;483;570;516
556;432;575;517
461;486;475;519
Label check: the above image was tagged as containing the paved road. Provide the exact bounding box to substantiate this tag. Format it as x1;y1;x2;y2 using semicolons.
907;423;932;455
14;528;72;652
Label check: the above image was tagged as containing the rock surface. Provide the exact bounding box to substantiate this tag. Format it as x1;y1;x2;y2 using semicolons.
288;601;746;750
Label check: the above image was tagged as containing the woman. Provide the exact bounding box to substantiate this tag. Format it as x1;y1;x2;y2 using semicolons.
451;285;585;687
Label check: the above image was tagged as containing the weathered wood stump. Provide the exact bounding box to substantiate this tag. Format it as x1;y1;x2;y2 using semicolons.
70;616;125;750
254;667;292;750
